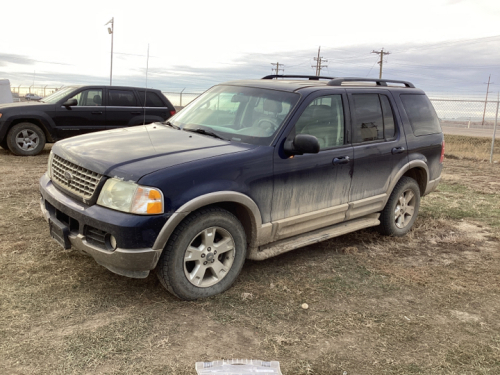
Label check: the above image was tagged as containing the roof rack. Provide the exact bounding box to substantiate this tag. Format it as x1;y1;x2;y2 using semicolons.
262;74;335;81
327;77;415;88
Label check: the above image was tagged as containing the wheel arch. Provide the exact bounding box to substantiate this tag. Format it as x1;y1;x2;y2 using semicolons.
152;191;263;254
384;161;429;207
10;117;54;142
402;166;428;197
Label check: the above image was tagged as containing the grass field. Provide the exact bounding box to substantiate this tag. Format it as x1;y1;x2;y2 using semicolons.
444;134;499;161
1;143;499;374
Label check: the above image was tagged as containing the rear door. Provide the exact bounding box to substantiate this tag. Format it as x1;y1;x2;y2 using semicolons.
106;88;143;129
53;87;106;138
346;90;408;219
136;90;172;122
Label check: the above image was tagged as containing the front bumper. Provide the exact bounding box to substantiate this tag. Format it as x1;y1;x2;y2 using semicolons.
39;173;169;278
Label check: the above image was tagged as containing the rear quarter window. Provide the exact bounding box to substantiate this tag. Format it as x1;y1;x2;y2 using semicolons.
137;91;166;107
400;94;441;136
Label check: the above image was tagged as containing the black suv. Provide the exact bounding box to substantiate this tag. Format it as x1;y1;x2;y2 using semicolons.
0;85;176;156
39;76;444;300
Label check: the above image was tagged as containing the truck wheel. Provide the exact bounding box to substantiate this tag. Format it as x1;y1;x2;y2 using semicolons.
379;176;421;236
156;207;247;300
7;122;46;156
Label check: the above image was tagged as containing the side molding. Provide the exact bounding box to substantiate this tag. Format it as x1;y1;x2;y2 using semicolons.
248;213;380;261
152;191;263;251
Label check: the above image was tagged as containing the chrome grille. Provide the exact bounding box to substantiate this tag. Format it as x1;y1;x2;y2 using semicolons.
52;154;103;200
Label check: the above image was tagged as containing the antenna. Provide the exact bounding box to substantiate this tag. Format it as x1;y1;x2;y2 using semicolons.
143;44;149;125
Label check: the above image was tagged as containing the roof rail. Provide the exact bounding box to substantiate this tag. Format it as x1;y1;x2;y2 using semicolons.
262;74;335;81
327;77;415;88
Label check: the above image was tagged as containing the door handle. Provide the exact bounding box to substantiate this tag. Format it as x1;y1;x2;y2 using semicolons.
91;111;103;114
333;156;350;165
130;111;141;115
391;147;405;154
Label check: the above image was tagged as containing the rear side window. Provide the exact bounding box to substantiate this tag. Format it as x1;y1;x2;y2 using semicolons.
400;94;441;136
137;91;166;107
108;90;138;106
351;94;396;143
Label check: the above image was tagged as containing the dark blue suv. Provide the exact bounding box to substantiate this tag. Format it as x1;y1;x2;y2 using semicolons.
39;76;444;300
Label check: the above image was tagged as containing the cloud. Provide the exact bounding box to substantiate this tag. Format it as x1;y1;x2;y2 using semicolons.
0;53;36;66
2;36;500;98
0;53;71;67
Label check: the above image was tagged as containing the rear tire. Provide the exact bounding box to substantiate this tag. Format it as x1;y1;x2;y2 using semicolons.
7;122;46;156
156;207;247;300
378;176;421;236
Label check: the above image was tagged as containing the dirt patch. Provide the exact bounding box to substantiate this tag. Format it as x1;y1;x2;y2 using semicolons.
1;148;499;374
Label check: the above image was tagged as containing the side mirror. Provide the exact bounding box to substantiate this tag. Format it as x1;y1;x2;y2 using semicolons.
62;98;77;107
284;134;320;156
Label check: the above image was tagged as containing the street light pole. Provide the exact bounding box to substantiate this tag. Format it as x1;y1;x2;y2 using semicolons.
105;17;114;85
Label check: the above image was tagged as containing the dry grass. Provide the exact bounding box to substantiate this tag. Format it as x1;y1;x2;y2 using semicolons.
1;145;500;374
445;134;500;161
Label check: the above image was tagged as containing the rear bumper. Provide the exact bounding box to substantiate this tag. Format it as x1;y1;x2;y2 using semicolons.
39;173;168;278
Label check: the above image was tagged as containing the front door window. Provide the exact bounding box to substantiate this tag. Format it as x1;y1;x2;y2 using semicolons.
70;89;103;106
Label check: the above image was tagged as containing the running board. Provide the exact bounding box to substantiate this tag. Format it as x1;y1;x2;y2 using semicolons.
247;213;380;261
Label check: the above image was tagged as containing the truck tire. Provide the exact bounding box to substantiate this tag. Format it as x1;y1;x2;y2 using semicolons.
7;122;46;156
156;207;247;300
378;176;421;236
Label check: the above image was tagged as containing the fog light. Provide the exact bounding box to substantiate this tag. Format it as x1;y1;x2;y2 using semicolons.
106;234;117;250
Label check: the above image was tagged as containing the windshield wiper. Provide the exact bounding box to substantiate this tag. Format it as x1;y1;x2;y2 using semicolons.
163;121;180;129
183;128;226;140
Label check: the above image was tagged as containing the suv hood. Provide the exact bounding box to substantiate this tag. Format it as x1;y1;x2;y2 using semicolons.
0;101;48;109
52;124;255;180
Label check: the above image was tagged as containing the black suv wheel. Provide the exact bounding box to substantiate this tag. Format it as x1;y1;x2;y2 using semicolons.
7;122;46;156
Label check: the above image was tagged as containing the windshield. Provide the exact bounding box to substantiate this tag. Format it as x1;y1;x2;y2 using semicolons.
40;87;78;104
169;85;300;145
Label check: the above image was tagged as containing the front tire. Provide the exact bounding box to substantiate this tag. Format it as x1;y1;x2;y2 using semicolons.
379;176;421;236
156;207;247;300
7;122;46;156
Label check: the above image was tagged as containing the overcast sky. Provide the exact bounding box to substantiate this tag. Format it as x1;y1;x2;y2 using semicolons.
1;0;499;97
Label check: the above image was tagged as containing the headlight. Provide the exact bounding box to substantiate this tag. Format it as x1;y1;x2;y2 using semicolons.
97;178;164;215
47;151;54;179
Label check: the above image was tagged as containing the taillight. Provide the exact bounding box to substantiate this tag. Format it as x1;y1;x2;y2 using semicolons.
169;110;176;117
440;139;445;163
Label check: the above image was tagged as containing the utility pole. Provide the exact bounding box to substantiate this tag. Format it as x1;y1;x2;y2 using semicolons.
312;46;328;76
371;48;390;79
482;74;494;126
270;62;284;76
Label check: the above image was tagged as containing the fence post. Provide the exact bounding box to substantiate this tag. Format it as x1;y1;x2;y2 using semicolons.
180;88;185;107
490;94;499;163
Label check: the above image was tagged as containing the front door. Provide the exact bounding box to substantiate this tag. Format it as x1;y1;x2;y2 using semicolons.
272;92;353;240
53;88;106;139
